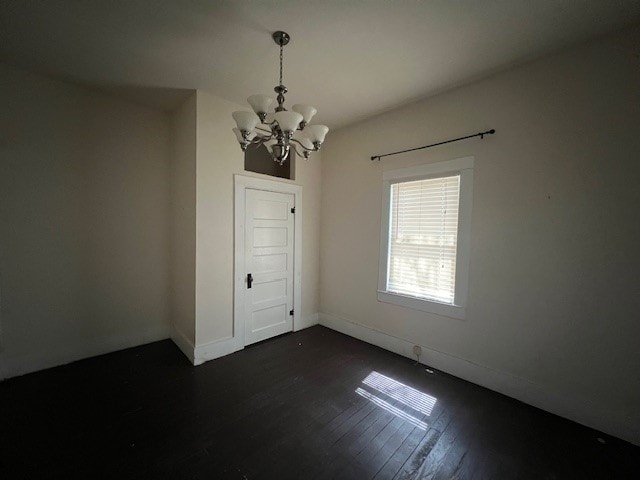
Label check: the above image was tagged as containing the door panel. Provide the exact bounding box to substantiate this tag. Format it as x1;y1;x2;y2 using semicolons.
244;189;294;345
253;227;287;247
252;279;287;304
252;199;289;220
252;253;288;274
252;304;287;332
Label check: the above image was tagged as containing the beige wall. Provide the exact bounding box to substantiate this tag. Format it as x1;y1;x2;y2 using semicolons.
0;63;172;379
319;27;640;444
0;69;321;374
169;93;197;345
194;91;322;347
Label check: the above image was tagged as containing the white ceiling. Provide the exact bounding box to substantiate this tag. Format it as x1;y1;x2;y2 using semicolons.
2;0;639;129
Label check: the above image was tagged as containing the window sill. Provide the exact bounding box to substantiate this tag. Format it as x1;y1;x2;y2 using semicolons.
377;290;466;320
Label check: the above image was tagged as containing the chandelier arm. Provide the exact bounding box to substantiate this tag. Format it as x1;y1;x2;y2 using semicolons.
291;144;303;156
255;126;272;136
291;143;309;159
290;140;314;159
290;138;317;151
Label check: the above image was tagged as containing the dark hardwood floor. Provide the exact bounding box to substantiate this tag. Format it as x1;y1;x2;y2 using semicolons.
1;326;638;479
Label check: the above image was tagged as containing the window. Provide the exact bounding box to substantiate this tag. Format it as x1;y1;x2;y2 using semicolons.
378;157;474;319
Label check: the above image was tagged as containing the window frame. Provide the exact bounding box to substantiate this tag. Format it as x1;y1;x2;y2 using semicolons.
377;157;474;320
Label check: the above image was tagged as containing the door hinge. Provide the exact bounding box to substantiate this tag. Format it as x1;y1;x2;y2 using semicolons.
290;207;295;214
289;309;294;316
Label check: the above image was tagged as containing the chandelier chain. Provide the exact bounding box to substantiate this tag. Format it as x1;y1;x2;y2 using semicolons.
279;43;283;86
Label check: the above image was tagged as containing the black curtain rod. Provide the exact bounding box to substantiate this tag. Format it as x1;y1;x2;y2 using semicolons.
370;129;496;161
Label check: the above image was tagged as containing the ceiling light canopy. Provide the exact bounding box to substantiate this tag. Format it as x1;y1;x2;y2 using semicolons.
232;30;329;165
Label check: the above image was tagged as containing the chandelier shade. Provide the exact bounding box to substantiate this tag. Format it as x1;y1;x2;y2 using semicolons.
247;94;273;116
273;111;303;132
304;125;329;144
232;111;260;133
292;104;317;124
231;30;329;165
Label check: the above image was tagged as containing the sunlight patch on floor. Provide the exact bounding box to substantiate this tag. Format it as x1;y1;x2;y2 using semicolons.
354;371;437;430
362;371;437;416
355;387;429;430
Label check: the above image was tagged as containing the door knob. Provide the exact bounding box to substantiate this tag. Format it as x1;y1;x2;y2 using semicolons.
247;273;253;288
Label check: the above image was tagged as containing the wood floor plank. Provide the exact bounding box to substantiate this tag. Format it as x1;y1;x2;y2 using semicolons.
1;326;638;480
393;428;443;480
373;427;433;479
360;418;417;477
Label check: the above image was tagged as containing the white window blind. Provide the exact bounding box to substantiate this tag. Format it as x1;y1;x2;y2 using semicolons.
387;174;461;304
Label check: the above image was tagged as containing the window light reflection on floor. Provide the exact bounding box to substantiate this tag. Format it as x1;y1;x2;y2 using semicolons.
355;387;428;430
362;371;437;416
354;371;437;431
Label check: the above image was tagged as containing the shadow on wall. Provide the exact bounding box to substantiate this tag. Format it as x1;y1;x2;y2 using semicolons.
244;143;294;180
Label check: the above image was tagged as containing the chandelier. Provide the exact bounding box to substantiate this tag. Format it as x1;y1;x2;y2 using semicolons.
232;31;329;165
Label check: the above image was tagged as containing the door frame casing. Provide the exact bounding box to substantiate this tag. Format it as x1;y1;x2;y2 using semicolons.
233;174;302;348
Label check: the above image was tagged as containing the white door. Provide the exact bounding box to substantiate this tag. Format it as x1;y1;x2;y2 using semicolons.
244;188;295;345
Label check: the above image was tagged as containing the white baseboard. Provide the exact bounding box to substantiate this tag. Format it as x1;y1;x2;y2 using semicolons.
170;325;195;364
0;323;170;381
295;312;319;331
191;312;319;366
318;312;639;446
194;336;242;366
